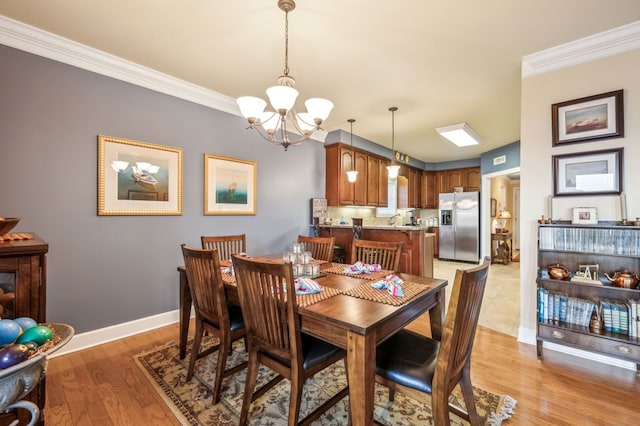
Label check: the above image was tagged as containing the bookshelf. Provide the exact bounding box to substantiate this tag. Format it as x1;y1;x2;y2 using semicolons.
536;222;640;370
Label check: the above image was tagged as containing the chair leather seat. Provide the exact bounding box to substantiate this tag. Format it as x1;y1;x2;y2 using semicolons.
263;333;345;370
227;303;245;332
375;330;440;394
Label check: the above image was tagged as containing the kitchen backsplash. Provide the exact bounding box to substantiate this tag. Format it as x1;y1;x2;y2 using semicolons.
325;207;438;227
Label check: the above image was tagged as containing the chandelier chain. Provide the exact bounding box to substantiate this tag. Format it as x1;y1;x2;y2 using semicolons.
283;10;289;76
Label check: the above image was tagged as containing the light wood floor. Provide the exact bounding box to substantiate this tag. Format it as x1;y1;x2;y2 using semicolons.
44;321;640;425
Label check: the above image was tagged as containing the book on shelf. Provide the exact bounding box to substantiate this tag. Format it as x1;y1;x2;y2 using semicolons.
602;301;613;332
611;303;621;334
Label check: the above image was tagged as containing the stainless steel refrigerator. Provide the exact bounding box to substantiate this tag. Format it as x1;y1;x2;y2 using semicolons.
439;192;480;262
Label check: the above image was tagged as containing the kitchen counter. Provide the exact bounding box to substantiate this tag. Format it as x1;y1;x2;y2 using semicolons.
317;225;436;277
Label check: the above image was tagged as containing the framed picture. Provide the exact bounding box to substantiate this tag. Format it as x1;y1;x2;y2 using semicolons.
552;89;624;146
553;148;623;197
490;198;497;217
572;207;598;225
204;154;257;215
98;135;182;215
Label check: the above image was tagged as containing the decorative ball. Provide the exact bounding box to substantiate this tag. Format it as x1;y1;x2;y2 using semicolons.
0;319;22;346
0;343;30;369
16;325;53;347
14;317;37;333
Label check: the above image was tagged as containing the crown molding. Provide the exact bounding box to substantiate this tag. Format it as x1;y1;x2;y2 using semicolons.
522;20;640;78
0;15;240;115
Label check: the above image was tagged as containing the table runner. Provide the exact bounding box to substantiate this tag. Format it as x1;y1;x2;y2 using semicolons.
342;281;431;306
320;263;394;281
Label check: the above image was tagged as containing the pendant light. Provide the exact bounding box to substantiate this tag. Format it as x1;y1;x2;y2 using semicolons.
346;118;358;183
386;107;401;179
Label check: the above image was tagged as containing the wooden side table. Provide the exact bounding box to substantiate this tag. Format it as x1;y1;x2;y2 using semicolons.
491;232;512;265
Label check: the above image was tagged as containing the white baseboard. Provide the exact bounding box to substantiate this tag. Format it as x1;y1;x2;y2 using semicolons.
518;326;636;371
51;309;184;358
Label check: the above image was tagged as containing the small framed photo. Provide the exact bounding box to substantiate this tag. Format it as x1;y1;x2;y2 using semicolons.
204;154;257;215
572;207;598;225
552;89;624;146
490;198;497;218
98;135;182;216
553;148;623;196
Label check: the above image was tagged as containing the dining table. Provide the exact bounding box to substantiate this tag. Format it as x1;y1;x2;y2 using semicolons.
177;259;447;426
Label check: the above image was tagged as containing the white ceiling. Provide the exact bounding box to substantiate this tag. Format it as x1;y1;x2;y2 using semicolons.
2;1;640;162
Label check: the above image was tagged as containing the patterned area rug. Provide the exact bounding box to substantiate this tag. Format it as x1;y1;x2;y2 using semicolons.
134;337;516;425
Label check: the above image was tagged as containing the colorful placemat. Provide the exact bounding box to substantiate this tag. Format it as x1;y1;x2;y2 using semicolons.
295;286;342;308
342;281;431;306
320;263;393;281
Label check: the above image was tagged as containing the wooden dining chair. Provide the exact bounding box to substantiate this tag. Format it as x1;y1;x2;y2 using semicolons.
231;254;349;426
351;238;403;272
297;235;335;262
180;244;247;404
374;257;491;426
201;234;246;261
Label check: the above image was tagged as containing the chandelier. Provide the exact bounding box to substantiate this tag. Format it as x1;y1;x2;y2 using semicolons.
236;0;333;151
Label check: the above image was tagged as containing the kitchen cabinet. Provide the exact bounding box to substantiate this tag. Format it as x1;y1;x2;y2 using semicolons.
318;226;432;276
420;171;437;208
366;156;388;207
464;168;481;192
434;167;481;203
397;164;421;209
325;143;387;207
0;234;48;426
428;226;440;258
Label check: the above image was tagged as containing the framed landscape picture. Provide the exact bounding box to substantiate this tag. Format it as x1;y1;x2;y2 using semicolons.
98;135;182;215
551;89;624;146
204;154;257;215
552;148;623;197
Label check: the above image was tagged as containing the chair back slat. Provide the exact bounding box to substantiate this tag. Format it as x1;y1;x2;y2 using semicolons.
181;245;229;328
201;234;246;261
436;257;490;389
232;256;300;361
297;235;335;262
352;239;403;272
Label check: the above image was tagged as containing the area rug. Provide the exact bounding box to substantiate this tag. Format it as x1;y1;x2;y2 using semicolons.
134;337;516;425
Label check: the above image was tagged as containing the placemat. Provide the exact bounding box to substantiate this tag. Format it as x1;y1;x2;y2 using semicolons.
343;281;430;306
220;272;236;286
295;286;342;308
320;263;393;281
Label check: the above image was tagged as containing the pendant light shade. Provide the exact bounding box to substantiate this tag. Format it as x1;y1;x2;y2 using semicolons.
346;118;358;183
386;107;401;179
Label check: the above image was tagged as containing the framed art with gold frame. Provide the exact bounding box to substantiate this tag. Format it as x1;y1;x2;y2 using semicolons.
98;135;183;215
204;154;257;215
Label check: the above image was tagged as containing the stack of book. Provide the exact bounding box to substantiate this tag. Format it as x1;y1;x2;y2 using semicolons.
601;300;640;337
537;288;595;327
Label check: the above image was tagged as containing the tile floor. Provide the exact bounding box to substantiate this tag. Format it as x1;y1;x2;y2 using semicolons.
433;254;520;337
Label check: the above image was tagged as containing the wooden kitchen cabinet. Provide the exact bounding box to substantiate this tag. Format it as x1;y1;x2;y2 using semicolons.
366;156;388;207
325;143;387;207
464;168;481;192
420;171;437;208
434;167;481;199
0;234;48;426
319;226;432;276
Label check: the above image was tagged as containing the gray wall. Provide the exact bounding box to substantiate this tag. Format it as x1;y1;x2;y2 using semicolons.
0;45;326;333
480;140;520;174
